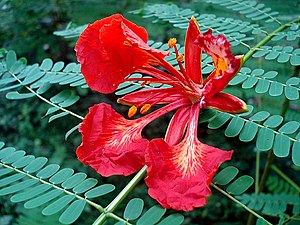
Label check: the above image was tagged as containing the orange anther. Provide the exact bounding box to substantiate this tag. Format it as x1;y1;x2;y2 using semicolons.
128;105;137;118
148;58;160;66
168;38;177;48
177;54;184;62
140;104;151;114
123;41;132;47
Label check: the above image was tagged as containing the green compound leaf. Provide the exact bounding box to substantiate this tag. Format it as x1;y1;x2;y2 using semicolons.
237;193;300;217
203;0;279;23
226;175;254;195
124;198;144;221
0;141;115;224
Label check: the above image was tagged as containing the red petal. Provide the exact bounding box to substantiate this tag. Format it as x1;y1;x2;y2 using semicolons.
206;92;248;113
145;105;233;211
195;29;243;99
117;88;186;107
76;103;148;176
184;17;202;84
165;106;190;146
145;138;233;211
75;14;169;94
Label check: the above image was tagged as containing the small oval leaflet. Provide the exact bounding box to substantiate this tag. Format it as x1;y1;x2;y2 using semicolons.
225;116;245;137
10;183;52;203
24;189;63;209
23;157;48;173
213;166;239;185
1;150;26;164
124;198;144;221
256;127;275;151
12;155;35;169
49;168;74;185
239;121;259;142
42;195;76;216
249;111;270;122
0;179;38;196
40;58;53;71
59;200;86;225
85;184;115;199
0;173;26;188
208;113;231;129
73;178;98;194
36;164;60;179
61;172;87;189
136;205;166;225
156;213;184;225
0;147;16;159
0;168;13;177
278;121;300;134
263;115;283;128
226;175;254;195
273;133;291;158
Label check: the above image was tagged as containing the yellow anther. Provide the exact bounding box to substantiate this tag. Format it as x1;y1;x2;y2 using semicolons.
140;104;151;115
168;38;177;48
177;54;184;62
128;105;137;118
123;41;132;47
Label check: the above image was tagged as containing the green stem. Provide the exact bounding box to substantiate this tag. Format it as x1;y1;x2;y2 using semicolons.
243;17;300;63
92;166;147;225
211;183;272;225
255;151;260;194
271;165;300;193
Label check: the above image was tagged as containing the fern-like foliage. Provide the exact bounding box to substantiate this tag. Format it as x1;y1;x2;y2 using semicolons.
203;0;280;24
0;141;115;225
272;23;300;42
229;67;300;100
236;193;300;217
206;106;300;166
0;49;86;123
252;46;300;66
266;175;299;196
132;4;266;47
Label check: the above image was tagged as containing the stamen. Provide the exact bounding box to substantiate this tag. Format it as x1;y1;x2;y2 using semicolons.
140;104;151;114
140;80;151;87
148;58;160;66
168;38;177;48
177;54;184;62
128;105;137;118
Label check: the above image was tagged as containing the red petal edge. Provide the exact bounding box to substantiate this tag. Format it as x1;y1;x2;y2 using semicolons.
145;138;233;211
184;16;202;84
76;103;148;176
75;14;168;94
206;92;248;114
195;29;243;99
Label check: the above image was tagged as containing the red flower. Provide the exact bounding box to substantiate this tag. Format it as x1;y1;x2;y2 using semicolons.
75;14;248;211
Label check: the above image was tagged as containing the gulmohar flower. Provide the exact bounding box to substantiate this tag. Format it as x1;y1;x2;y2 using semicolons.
75;14;248;211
